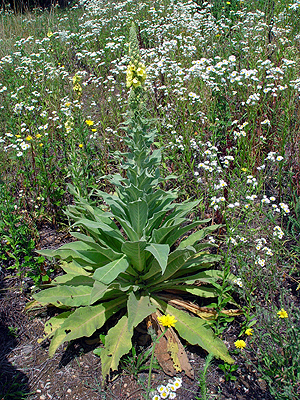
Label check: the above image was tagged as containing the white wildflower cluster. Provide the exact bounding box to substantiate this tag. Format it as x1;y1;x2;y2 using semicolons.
273;226;284;239
265;152;284;162
255;257;266;267
232;120;248;140
261;195;290;215
246;175;258;188
233;277;243;288
152;377;182;399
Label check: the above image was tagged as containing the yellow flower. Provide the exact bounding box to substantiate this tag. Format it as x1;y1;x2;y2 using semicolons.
39;143;43;147
78;143;83;148
47;30;53;38
241;168;248;172
245;328;253;336
15;134;21;138
234;340;246;349
26;135;33;141
36;134;42;139
65;102;71;107
72;74;81;85
277;308;288;318
91;128;97;132
85;119;94;126
157;314;177;328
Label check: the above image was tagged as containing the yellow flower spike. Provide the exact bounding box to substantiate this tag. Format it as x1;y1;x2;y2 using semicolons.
277;308;288;318
234;340;246;349
157;314;177;328
245;328;253;336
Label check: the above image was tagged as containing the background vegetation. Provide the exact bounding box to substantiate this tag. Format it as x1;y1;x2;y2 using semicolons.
0;0;299;399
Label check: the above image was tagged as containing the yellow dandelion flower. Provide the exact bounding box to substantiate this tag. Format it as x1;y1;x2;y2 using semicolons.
157;314;177;328
91;128;97;132
277;309;288;319
78;143;83;148
26;135;33;141
36;134;42;139
234;340;246;349
85;119;94;126
245;328;253;336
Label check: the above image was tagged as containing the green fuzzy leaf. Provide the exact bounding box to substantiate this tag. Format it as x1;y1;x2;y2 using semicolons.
34;285;93;307
100;315;133;378
93;255;129;284
89;281;110;304
53;275;94;287
127;292;156;330
128;199;148;238
165;285;218;298
152;222;184;244
114;216;139;241
172;270;223;285
152;298;233;364
60;261;91;276
39;311;72;343
165;221;208;248
178;224;221;249
121;241;147;272
145;243;170;274
151;247;196;285
49;296;127;357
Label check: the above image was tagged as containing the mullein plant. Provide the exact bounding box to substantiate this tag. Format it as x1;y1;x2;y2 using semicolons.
33;23;234;380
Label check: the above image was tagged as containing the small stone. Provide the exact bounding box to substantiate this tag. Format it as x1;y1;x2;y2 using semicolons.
67;389;72;393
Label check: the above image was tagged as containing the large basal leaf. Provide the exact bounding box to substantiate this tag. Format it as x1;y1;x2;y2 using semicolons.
150;247;196;285
172;269;223;285
93;255;129;285
34;285;93;307
152;298;233;364
127;292;156;330
128;199;148;237
163;285;218;298
89;281;110;305
60;261;91;276
178;224;221;249
38;311;72;343
48;296;127;357
54;275;95;287
145;243;170;274
164;220;210;248
100;315;134;378
121;241;147;272
152;222;185;245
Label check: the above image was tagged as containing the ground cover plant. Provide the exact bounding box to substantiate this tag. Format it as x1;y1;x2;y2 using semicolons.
0;0;300;399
